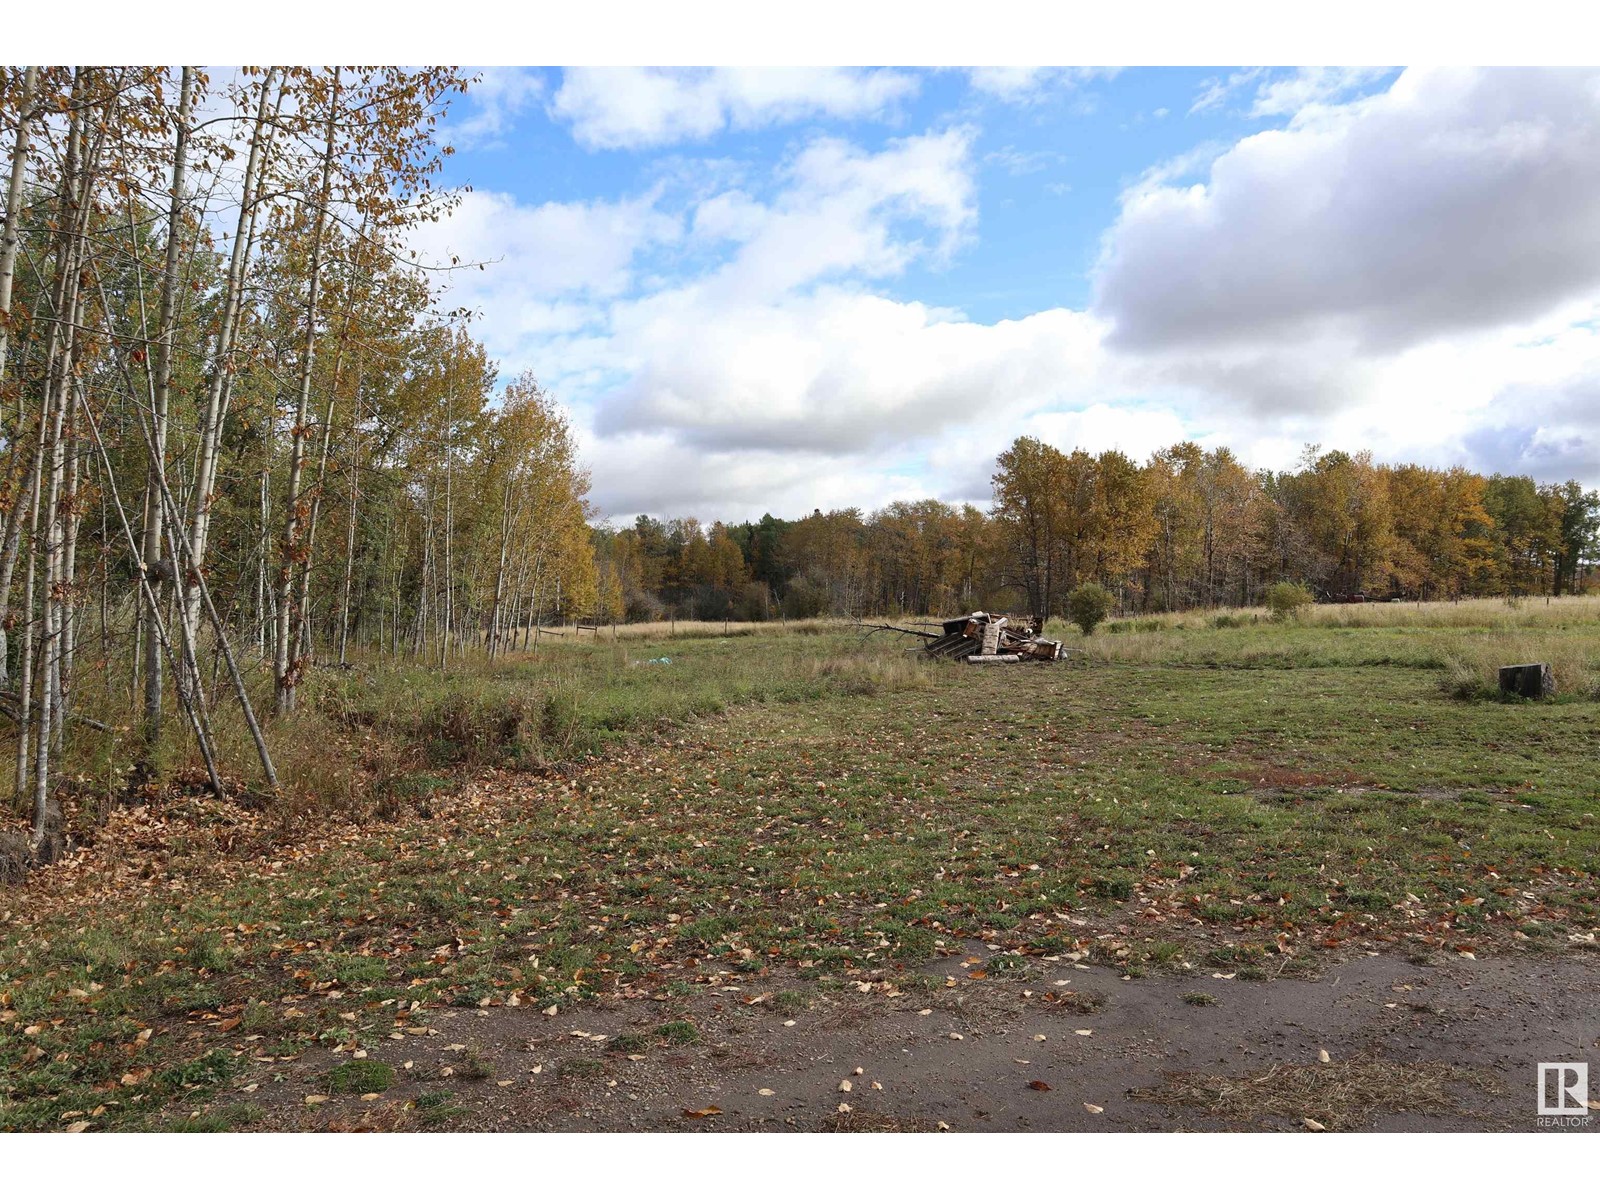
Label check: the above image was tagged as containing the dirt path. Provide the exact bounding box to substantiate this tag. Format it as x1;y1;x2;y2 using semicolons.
231;946;1599;1132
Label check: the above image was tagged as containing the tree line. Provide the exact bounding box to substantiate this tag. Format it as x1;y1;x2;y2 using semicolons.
592;439;1598;626
1;67;596;859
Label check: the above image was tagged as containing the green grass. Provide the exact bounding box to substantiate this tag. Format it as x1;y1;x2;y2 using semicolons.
411;1090;468;1127
652;1020;700;1045
3;613;1597;1129
326;1060;395;1094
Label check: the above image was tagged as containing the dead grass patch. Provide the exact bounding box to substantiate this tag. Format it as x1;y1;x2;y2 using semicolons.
818;1109;941;1132
1130;1058;1494;1131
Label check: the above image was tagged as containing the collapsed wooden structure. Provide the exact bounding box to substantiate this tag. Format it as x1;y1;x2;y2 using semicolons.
859;612;1065;664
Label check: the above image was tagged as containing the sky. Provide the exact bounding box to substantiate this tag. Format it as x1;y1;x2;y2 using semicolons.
409;65;1600;524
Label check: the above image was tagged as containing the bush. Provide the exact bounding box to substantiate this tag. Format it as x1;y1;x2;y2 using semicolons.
1264;582;1314;622
1066;584;1114;635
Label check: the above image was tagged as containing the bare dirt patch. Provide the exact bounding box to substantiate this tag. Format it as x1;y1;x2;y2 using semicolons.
210;948;1600;1133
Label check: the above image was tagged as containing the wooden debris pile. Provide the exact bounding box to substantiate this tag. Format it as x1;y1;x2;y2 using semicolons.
856;612;1066;663
925;612;1063;664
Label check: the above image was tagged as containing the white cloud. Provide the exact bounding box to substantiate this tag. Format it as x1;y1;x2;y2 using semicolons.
983;145;1066;175
580;128;1003;464
715;129;977;296
1024;403;1195;461
1248;66;1393;117
550;67;919;150
1189;67;1267;115
447;67;544;149
965;67;1118;105
596;290;1105;454
1098;68;1600;358
408;187;681;377
414;67;1600;521
1189;66;1391;119
577;431;933;521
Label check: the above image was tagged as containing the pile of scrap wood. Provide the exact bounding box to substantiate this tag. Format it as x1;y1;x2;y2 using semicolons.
858;612;1065;663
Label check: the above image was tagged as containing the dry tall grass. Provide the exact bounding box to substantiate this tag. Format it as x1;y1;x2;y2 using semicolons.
517;616;849;642
1051;596;1599;698
1093;594;1600;633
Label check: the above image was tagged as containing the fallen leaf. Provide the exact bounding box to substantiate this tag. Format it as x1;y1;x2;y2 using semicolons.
1318;1049;1331;1063
838;1079;852;1092
682;1106;722;1119
64;1121;90;1133
1074;1029;1093;1036
1083;1103;1104;1114
1028;1080;1052;1092
1303;1117;1326;1132
304;1095;329;1105
948;1032;964;1040
758;1088;775;1097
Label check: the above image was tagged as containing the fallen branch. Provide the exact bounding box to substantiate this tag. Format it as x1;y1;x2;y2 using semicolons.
853;621;938;640
0;693;112;733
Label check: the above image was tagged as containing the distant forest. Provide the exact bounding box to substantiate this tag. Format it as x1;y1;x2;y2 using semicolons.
590;440;1600;624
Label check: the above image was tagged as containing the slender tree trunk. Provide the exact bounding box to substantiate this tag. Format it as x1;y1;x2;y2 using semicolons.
256;410;272;659
31;87;96;853
440;390;454;669
53;384;83;754
275;68;340;714
336;417;360;665
138;66;195;748
293;325;364;672
0;65;37;384
183;69;279;674
0;66;42;691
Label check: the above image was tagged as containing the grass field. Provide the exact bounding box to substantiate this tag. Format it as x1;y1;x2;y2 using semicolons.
2;600;1597;1130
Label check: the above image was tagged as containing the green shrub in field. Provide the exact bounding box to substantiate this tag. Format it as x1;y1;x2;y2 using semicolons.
1066;584;1114;635
1265;582;1314;622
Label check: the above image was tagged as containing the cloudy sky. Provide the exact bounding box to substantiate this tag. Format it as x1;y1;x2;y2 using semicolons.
414;66;1600;523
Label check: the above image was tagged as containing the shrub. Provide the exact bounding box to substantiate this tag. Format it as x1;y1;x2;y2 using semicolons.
1265;582;1314;622
1066;583;1114;636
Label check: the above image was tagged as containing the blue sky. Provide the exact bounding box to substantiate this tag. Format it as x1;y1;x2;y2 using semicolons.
410;67;1600;522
